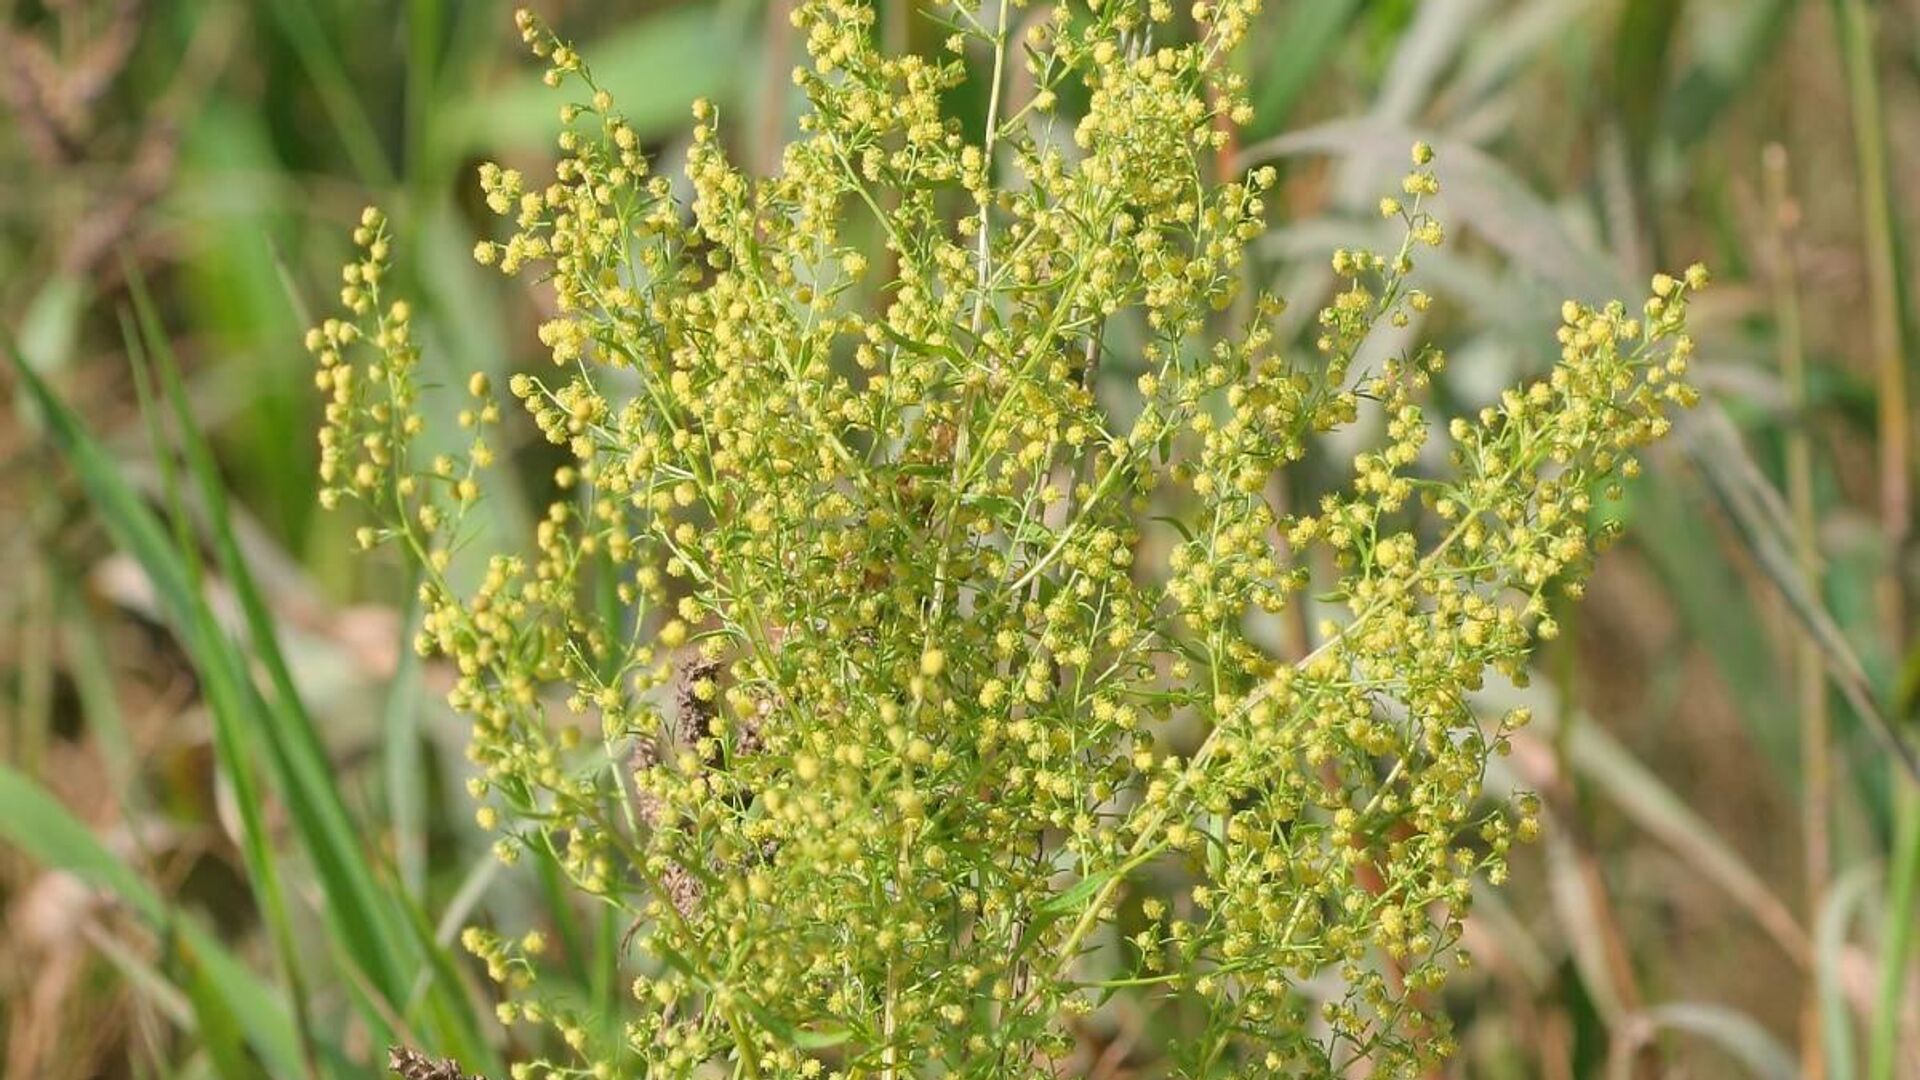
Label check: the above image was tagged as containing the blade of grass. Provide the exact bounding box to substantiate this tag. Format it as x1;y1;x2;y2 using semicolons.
0;762;309;1078
1830;0;1913;654
1818;865;1877;1080
177;937;256;1080
1684;409;1920;780
1868;789;1920;1080
261;0;395;187
84;926;197;1033
6;325;331;1074
1611;0;1682;263
593;902;621;1046
533;834;592;990
1636;1002;1800;1080
1764;140;1833;1077
1666;0;1797;148
405;0;446;201
1244;0;1362;137
394;883;501;1049
387;576;428;900
127;280;495;1066
120;311;333;1078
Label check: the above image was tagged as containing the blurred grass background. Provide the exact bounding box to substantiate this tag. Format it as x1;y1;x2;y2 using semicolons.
1;0;1917;1076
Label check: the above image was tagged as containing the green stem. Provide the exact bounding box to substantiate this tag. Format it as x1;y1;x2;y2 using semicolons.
1766;141;1833;1076
1868;786;1920;1080
1832;0;1912;653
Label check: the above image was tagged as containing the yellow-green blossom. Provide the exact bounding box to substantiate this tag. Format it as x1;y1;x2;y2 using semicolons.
312;3;1700;1076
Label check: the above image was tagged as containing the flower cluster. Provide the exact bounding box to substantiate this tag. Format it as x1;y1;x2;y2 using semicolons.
312;3;1701;1076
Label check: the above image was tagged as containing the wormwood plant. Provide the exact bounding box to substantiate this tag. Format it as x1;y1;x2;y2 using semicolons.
309;2;1702;1075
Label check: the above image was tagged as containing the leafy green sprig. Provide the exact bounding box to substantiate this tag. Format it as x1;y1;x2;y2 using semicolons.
310;3;1703;1076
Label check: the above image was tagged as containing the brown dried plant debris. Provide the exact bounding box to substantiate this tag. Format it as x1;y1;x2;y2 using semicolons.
387;1046;485;1080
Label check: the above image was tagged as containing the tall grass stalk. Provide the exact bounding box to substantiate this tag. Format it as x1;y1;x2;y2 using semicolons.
1764;141;1831;1079
1830;6;1920;1075
1830;0;1911;649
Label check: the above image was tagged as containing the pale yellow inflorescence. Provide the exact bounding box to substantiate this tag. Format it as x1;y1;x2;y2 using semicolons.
310;2;1702;1076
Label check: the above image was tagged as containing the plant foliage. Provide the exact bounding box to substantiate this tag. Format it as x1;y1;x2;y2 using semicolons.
309;2;1703;1075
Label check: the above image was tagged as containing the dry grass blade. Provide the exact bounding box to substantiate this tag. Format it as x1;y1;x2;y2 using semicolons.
1680;407;1920;780
0;762;309;1077
1619;1002;1800;1080
1241;119;1625;302
1496;690;1812;966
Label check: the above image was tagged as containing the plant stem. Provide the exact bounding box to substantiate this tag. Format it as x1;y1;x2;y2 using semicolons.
1868;788;1920;1080
970;0;1011;339
1765;141;1832;1080
1832;0;1912;654
1831;8;1918;1075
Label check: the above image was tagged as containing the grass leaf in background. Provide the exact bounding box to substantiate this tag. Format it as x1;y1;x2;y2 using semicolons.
129;279;498;1070
1638;1002;1800;1080
1611;0;1681;168
450;2;755;153
6;321;495;1073
1242;120;1625;302
1870;794;1920;1080
1666;0;1797;148
178;937;259;1080
1817;865;1877;1080
0;762;308;1078
1245;0;1362;135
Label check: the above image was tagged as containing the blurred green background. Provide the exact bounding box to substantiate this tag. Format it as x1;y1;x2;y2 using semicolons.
1;0;1917;1076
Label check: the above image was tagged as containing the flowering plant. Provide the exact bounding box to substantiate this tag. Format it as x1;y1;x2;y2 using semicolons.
310;2;1701;1075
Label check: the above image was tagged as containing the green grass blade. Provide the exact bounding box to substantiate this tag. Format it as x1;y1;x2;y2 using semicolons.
387;580;429;900
1639;1002;1799;1080
178;939;256;1080
0;763;309;1078
392;886;505;1076
1245;0;1361;136
129;276;496;1067
1612;0;1682;168
1666;0;1796;147
1819;865;1878;1080
126;278;422;1012
261;0;395;187
9;327;351;1067
119;315;332;1076
1684;409;1920;779
448;3;751;153
3;336;194;629
1869;787;1920;1080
